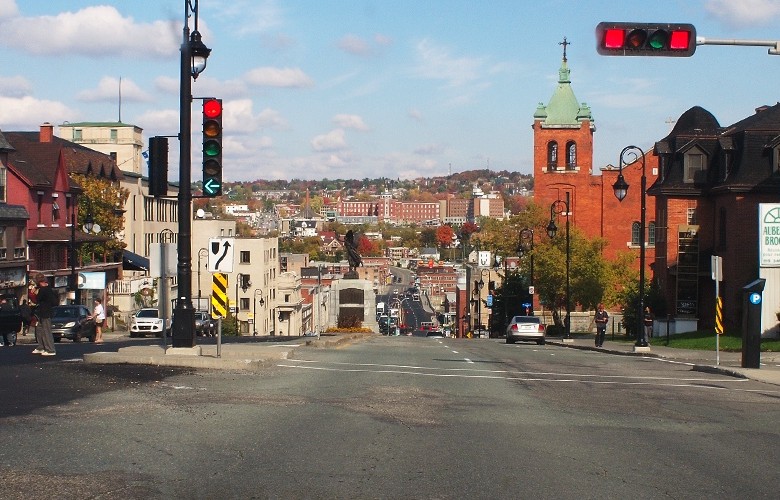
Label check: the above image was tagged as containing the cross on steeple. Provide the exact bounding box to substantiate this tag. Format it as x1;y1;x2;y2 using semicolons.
559;37;570;62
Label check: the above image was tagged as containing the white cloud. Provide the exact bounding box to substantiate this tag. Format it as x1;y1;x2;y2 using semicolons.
0;0;19;19
413;39;484;87
0;96;74;129
414;143;446;156
311;129;347;152
0;75;32;98
77;76;152;103
338;35;372;56
217;0;284;35
332;114;369;131
244;67;314;88
0;5;178;58
705;0;780;27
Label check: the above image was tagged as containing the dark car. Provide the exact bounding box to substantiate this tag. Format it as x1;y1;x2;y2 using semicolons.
195;311;217;337
51;305;97;342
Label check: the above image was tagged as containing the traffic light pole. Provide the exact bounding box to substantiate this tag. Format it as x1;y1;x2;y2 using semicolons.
173;11;196;348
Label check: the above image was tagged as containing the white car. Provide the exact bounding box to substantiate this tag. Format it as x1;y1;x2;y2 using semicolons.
129;308;171;338
505;316;545;345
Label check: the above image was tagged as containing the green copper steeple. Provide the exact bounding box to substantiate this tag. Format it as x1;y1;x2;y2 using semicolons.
535;38;595;130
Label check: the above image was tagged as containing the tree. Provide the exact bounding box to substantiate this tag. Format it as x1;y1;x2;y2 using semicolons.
71;174;129;262
436;225;455;249
419;228;437;248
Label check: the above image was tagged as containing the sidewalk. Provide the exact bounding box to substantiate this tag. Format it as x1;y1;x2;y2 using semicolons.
82;331;373;370
547;336;780;387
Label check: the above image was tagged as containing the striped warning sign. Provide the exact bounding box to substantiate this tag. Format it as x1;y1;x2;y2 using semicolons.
212;272;228;319
715;296;723;335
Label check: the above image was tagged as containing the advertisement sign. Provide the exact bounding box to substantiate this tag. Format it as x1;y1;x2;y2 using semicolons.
78;272;106;290
759;203;780;267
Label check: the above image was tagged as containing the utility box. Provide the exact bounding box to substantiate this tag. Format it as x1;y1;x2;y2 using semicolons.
741;278;765;369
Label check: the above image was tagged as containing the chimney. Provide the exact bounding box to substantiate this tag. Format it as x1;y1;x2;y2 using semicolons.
39;122;54;143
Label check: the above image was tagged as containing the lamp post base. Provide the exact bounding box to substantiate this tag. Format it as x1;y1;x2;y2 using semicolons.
633;344;652;353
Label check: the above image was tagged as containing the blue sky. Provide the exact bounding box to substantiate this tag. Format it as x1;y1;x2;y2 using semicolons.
2;0;780;182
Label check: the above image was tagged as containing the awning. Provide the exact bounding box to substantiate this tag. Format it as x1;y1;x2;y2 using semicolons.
123;249;149;271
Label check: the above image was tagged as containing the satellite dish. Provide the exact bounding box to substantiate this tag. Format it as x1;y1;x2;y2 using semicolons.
196;208;205;219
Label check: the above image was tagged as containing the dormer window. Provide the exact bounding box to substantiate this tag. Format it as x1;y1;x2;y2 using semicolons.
684;147;707;183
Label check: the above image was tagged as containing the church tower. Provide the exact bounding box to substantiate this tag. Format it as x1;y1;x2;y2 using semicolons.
532;39;595;230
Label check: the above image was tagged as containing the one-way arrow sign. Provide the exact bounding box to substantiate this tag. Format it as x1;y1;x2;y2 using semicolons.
207;237;234;273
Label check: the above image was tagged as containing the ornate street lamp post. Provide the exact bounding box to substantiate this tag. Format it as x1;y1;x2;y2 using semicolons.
547;193;571;339
613;145;650;350
173;0;211;348
197;247;208;308
518;228;534;316
253;289;264;336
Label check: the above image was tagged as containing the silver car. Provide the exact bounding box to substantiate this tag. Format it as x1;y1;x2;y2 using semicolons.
506;316;545;345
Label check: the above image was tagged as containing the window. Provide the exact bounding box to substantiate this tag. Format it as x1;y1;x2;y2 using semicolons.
687;207;697;225
566;141;577;169
684;148;706;183
547;142;558;170
284;294;290;303
631;222;641;246
52;201;60;221
240;298;250;310
0;167;6;202
240;251;250;264
74;129;82;140
110;129;117;141
648;222;656;246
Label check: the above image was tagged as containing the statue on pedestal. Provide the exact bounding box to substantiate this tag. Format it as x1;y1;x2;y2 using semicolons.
344;230;362;279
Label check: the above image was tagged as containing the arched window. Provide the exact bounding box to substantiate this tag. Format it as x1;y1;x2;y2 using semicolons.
566;141;576;169
547;142;558;170
631;222;641;246
648;222;656;246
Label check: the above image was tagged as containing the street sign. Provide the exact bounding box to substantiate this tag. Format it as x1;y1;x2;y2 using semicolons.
211;272;228;319
207;238;234;273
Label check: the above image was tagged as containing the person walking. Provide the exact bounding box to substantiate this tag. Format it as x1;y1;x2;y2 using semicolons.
643;306;654;340
91;298;106;343
32;273;58;356
19;299;32;336
594;303;609;348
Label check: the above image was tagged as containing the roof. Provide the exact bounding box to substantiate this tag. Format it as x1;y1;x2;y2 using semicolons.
61;121;140;129
27;226;107;244
123;249;149;271
0;130;14;152
0;204;30;221
535;58;594;129
4;131;124;185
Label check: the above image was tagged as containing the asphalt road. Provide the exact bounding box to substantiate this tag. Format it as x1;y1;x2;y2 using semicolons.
1;335;779;499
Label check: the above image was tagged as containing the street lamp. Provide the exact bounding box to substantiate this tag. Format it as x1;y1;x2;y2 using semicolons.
173;0;211;348
197;247;208;308
613;145;650;349
547;192;571;339
253;289;264;336
70;195;99;305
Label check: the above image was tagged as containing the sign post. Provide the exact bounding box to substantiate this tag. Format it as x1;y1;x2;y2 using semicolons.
711;255;723;365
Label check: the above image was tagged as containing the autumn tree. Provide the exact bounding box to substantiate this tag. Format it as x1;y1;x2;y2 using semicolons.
71;174;129;261
435;225;455;249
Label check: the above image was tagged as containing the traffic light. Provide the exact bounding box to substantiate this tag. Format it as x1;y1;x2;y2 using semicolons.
202;98;223;197
596;22;696;57
148;136;168;196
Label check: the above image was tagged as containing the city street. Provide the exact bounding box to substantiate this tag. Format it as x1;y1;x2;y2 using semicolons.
1;335;779;498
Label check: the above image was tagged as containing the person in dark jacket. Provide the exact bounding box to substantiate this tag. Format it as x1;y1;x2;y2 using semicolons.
19;299;32;336
594;303;609;348
32;274;58;356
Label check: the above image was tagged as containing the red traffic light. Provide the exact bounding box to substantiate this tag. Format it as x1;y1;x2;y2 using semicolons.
597;22;696;57
203;98;222;118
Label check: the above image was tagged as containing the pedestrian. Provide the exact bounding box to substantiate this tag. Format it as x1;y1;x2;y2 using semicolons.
32;273;58;356
0;298;17;346
91;298;106;343
643;306;654;340
594;303;609;348
20;299;32;336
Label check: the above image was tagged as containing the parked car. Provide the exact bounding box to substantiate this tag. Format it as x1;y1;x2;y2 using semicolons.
194;311;217;337
129;308;171;338
505;316;545;345
0;294;23;346
51;305;96;342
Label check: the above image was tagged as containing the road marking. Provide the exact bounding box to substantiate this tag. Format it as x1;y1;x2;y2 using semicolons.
277;359;778;394
464;358;474;364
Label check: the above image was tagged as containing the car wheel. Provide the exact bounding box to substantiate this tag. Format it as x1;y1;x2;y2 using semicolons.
129;332;138;338
537;338;546;345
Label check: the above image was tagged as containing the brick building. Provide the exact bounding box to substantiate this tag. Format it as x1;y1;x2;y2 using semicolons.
532;51;657;279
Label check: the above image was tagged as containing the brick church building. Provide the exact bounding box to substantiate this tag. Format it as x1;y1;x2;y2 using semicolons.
532;47;658;293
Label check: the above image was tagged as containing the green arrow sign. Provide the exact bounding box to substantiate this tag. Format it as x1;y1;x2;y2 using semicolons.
204;177;221;196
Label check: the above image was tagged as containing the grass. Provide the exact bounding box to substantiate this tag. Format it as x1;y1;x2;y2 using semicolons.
597;330;780;352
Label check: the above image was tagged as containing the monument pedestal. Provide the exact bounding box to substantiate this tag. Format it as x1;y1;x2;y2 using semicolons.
328;279;378;332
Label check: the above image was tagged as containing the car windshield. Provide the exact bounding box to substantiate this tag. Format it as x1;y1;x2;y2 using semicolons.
512;316;540;324
53;306;79;318
136;309;159;318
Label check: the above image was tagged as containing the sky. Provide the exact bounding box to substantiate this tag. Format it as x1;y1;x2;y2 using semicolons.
3;0;780;182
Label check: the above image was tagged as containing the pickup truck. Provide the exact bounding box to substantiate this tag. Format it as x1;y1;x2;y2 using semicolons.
0;294;23;346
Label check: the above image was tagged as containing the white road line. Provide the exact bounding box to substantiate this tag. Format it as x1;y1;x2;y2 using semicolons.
464;358;474;364
276;363;778;393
